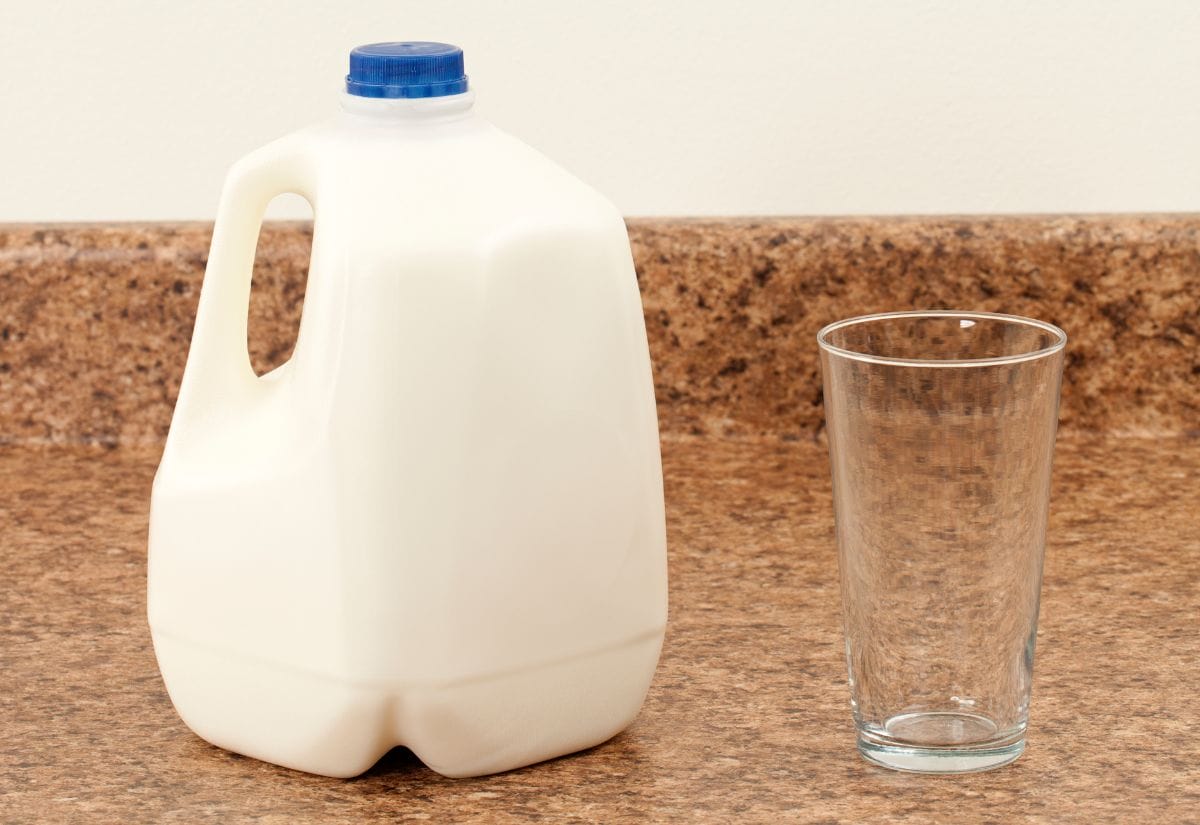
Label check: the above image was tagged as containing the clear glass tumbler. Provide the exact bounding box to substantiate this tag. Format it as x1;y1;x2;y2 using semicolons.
818;310;1066;773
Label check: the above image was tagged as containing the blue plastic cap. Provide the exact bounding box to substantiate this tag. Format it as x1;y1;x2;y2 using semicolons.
346;42;469;99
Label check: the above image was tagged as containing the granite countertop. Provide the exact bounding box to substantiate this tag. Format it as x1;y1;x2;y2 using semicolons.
1;217;1198;822
3;435;1197;822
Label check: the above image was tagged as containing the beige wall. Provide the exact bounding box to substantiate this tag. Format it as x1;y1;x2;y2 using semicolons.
1;0;1197;220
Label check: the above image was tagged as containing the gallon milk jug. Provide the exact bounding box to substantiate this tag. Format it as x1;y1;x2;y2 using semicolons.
147;42;667;778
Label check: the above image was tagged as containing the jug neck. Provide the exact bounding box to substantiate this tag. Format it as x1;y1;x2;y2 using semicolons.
338;90;476;123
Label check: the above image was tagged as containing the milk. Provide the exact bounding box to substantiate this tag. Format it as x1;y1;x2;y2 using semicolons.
148;42;667;778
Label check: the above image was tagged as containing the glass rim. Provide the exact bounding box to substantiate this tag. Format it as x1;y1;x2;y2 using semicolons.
816;310;1067;368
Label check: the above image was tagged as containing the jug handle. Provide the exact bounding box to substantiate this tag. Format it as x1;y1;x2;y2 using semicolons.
172;135;315;431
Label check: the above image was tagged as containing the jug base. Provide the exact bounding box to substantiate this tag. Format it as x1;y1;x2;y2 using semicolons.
152;627;664;778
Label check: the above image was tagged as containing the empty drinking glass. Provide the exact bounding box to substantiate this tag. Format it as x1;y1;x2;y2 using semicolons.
819;310;1066;773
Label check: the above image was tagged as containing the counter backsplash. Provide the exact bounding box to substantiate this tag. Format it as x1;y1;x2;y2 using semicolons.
1;215;1196;445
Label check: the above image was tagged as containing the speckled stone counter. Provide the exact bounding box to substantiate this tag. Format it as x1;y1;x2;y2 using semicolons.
2;437;1197;822
1;218;1198;822
2;217;1197;444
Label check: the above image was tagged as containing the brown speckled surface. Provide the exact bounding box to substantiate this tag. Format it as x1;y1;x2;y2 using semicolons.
2;436;1198;822
1;218;1199;822
631;216;1200;438
1;217;1197;445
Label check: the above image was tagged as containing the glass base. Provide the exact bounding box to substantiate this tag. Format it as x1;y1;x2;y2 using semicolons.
857;712;1026;774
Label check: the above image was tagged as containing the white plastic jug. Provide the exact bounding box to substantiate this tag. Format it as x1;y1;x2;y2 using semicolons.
147;42;667;778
